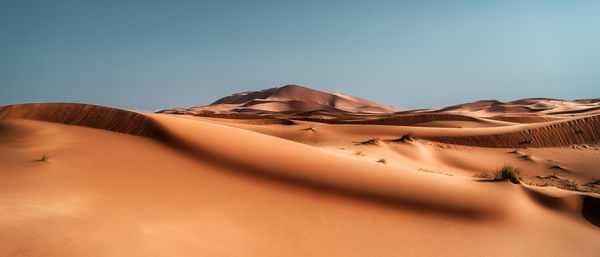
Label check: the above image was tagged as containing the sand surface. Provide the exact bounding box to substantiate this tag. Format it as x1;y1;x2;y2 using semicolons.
1;92;600;256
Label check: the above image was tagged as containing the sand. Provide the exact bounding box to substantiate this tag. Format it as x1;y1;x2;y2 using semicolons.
1;89;599;256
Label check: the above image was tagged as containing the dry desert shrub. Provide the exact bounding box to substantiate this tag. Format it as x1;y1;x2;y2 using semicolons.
494;165;522;184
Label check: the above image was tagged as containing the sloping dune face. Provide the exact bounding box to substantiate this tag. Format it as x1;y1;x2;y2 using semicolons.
158;84;401;115
422;115;600;148
433;98;600;116
1;102;600;256
0;103;165;138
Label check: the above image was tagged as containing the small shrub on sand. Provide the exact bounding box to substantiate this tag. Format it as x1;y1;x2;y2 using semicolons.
392;133;415;143
494;165;522;184
303;125;315;131
377;158;387;164
38;154;48;162
520;154;532;161
354;151;363;156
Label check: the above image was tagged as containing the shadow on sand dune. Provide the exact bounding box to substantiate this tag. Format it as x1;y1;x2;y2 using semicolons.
522;186;600;228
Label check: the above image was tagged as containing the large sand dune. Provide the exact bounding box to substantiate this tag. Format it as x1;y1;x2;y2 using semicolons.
159;84;402;115
1;88;600;256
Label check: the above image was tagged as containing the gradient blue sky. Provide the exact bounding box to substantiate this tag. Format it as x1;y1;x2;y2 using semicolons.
1;0;599;111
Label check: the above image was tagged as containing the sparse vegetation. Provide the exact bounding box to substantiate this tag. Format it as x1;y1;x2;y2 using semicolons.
473;173;493;179
509;149;519;154
356;139;381;145
565;180;579;190
38;154;48;162
392;133;415;143
494;165;522;184
418;167;453;176
354;151;363;156
529;175;600;193
520;154;532;161
519;139;533;145
377;158;387;164
303;125;315;131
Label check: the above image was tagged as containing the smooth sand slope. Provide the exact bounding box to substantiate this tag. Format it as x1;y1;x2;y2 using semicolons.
1;98;599;256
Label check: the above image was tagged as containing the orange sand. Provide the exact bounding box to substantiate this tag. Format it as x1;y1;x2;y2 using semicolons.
1;89;599;256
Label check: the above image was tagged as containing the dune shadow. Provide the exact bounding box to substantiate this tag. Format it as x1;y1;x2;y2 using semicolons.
582;196;600;227
522;186;600;228
159;130;496;221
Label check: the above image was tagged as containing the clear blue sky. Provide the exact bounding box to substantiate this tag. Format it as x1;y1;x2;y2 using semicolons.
1;0;599;111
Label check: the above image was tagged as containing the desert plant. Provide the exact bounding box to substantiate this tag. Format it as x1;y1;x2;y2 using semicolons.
494;165;522;184
393;133;415;143
38;154;48;162
354;151;363;156
377;158;387;164
303;125;315;131
520;154;532;160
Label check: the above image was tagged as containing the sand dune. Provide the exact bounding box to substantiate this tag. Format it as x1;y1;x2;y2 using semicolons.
158;84;402;115
0;103;165;137
1;93;600;256
429;98;600;116
422;115;600;148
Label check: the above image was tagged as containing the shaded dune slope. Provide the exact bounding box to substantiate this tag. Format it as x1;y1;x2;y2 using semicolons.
422;115;600;148
293;113;600;147
0;103;166;138
522;186;600;227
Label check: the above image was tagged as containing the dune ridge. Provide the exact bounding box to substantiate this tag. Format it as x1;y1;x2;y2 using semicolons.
422;115;600;148
296;113;491;125
0;103;166;138
427;98;600;115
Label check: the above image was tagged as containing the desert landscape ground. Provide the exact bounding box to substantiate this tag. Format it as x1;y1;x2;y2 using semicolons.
1;84;599;256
